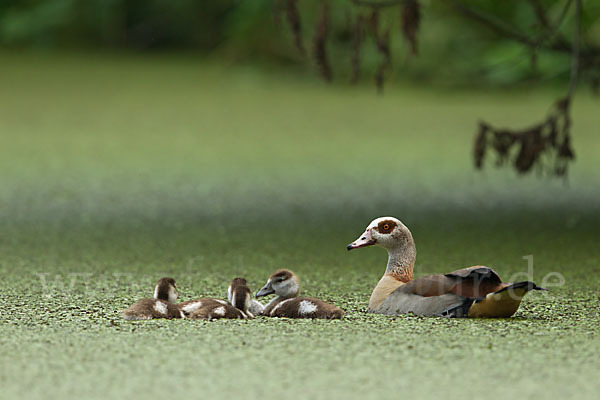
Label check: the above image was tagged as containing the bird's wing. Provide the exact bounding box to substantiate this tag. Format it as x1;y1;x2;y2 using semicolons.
375;266;505;316
376;287;464;316
443;266;505;298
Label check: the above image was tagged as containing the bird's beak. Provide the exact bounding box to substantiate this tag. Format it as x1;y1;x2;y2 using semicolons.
256;281;274;298
347;229;376;251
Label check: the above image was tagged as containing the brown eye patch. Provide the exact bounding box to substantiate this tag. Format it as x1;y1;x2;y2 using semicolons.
377;220;396;234
271;269;293;281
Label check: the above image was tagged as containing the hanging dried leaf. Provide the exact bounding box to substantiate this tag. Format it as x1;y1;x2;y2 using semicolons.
313;3;332;82
374;27;391;92
514;127;544;172
272;0;588;179
368;9;379;37
473;97;575;176
364;10;391;91
492;130;517;166
401;0;421;55
351;15;365;83
474;122;488;168
286;0;304;54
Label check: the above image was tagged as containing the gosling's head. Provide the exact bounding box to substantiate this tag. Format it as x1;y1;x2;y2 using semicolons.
228;277;252;312
153;277;178;303
256;269;299;299
347;217;413;251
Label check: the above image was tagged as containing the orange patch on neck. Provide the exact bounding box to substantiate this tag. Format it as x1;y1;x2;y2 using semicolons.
386;269;413;283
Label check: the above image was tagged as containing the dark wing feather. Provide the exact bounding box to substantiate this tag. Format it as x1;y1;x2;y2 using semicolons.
399;266;505;299
444;266;502;284
445;266;505;298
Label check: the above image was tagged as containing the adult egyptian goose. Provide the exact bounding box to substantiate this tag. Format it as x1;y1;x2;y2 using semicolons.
122;277;184;320
189;278;253;320
347;217;545;317
256;270;344;319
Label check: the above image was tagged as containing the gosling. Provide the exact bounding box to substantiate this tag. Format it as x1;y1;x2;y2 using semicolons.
122;277;184;320
256;269;344;319
189;277;253;320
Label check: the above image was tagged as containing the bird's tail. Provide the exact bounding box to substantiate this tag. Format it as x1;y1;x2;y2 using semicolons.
442;281;546;318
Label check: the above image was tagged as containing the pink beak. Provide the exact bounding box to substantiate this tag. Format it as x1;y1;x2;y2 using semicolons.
347;229;376;251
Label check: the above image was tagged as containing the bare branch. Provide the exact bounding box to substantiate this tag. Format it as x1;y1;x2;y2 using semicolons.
528;0;551;29
313;3;332;82
530;0;573;50
452;1;550;47
552;0;574;31
452;0;572;54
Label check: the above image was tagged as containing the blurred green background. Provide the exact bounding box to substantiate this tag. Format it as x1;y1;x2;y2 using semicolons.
0;2;599;400
1;0;599;84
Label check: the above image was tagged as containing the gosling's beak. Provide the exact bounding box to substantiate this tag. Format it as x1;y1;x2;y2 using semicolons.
256;281;274;298
347;229;376;251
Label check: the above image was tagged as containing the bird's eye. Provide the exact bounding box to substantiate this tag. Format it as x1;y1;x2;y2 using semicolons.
378;221;395;233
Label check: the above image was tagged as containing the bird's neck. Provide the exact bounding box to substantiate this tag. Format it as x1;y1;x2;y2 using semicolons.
154;284;174;302
231;290;250;312
264;286;298;311
368;241;415;311
384;240;415;283
263;293;294;315
275;291;298;301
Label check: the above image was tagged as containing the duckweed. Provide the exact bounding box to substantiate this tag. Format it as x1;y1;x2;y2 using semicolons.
0;53;598;400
